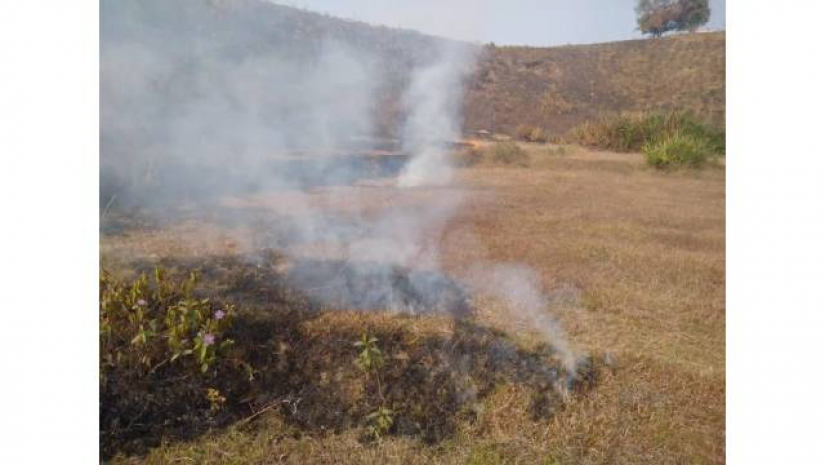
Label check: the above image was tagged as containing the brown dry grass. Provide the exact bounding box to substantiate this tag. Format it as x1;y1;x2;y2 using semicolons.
103;143;724;464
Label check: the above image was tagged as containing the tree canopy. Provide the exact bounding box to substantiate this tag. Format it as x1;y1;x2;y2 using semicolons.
636;0;711;37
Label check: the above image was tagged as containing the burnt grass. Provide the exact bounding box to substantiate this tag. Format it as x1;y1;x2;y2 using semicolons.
101;251;600;460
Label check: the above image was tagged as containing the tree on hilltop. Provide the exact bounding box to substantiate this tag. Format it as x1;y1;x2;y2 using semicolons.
636;0;710;37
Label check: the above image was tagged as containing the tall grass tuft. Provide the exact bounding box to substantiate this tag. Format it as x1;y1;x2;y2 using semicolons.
644;132;716;169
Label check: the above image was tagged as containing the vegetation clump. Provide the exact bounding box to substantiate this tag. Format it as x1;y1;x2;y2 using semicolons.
490;142;530;166
644;131;717;168
636;0;710;37
568;111;724;166
100;268;235;374
100;268;246;458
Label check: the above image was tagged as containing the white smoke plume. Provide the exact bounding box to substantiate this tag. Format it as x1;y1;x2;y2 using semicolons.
397;44;475;187
465;263;579;373
101;0;579;370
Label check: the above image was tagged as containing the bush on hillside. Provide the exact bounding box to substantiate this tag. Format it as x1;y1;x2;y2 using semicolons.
568;111;725;156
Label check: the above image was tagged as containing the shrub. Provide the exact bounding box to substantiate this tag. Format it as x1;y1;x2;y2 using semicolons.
644;131;714;168
100;267;235;377
568;111;725;155
490;142;529;166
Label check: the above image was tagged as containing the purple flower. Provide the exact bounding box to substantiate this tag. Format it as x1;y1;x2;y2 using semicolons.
137;299;147;306
203;333;216;346
213;310;226;320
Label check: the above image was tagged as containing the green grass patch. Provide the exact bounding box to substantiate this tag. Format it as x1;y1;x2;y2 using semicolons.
644;131;718;169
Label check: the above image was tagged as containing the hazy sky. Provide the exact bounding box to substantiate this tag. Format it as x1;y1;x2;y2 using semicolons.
276;0;726;46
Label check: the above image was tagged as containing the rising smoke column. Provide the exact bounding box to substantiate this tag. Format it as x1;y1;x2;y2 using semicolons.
465;263;579;373
391;40;581;371
397;44;475;188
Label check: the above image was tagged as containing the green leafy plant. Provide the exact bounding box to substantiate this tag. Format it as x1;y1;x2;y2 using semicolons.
354;333;394;440
354;334;384;373
100;267;235;377
366;406;394;440
206;387;227;413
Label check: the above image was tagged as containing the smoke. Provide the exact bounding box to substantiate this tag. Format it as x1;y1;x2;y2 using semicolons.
101;3;381;207
397;43;475;188
464;263;578;373
101;0;579;372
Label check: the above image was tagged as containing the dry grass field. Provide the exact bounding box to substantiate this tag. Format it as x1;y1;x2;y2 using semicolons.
101;142;724;464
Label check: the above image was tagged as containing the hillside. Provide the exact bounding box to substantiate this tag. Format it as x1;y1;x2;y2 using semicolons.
465;32;726;135
102;0;725;142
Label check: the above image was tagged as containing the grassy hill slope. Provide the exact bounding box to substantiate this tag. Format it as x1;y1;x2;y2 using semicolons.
465;32;726;136
103;0;725;140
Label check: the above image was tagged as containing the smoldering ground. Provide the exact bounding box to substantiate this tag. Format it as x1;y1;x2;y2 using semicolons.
101;0;585;388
